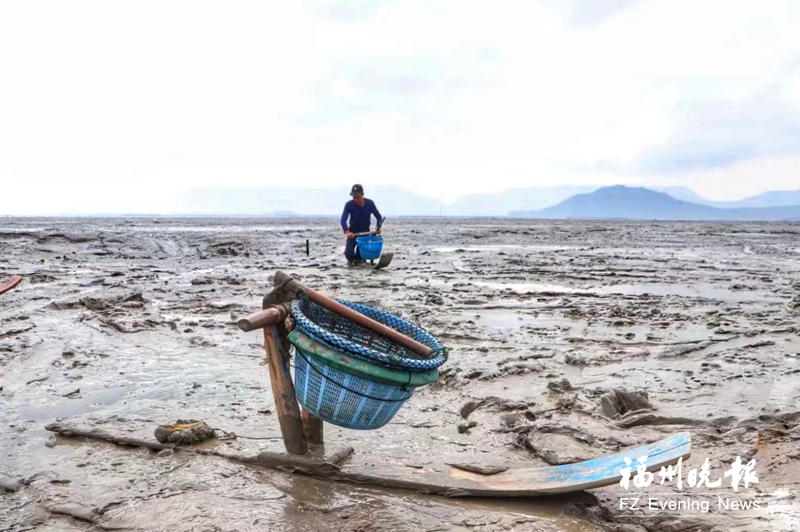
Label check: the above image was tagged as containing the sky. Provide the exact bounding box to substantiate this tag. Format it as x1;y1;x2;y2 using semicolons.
1;0;800;214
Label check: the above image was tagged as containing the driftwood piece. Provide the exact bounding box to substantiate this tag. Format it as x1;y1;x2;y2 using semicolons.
44;422;347;476
325;446;354;466
43;422;254;461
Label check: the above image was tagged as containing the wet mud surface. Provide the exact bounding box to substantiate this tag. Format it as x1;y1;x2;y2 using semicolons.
1;217;799;531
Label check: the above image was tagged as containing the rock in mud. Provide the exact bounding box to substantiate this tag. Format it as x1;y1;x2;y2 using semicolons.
458;421;478;434
459;397;535;419
547;378;574;393
48;290;145;311
564;353;588;366
478;363;544;379
46;502;98;523
657;341;714;359
0;475;22;492
526;433;600;465
208;300;239;310
154;420;215;444
617;412;703;428
599;389;655;419
446;463;509;475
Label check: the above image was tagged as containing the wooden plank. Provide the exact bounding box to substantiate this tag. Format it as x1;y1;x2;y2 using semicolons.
320;432;692;497
0;275;22;296
264;324;307;455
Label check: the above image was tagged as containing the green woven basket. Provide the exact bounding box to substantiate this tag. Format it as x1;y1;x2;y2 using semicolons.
288;330;439;386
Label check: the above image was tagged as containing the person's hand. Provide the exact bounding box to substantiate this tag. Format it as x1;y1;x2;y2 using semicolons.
344;231;354;239
376;227;382;235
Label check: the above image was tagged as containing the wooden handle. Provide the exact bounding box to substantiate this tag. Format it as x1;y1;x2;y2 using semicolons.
237;304;290;332
274;271;432;358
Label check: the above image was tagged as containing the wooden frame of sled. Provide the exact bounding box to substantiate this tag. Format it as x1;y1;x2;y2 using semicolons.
0;275;23;296
231;271;693;497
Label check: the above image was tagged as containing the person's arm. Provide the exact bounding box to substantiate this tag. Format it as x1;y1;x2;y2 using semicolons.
371;201;383;228
341;204;349;232
341;203;353;235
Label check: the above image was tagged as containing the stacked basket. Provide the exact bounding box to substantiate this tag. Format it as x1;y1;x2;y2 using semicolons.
287;294;447;430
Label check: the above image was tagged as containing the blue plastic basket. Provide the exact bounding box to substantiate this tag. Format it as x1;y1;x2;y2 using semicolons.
355;235;383;260
292;343;415;430
290;297;447;371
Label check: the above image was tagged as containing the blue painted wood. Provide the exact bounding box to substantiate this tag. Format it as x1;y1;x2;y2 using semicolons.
334;432;692;497
539;432;690;486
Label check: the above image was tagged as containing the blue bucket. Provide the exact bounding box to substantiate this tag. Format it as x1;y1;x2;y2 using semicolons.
355;235;383;260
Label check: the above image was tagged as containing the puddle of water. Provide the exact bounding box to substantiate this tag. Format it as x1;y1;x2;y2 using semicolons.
239;328;265;346
474;280;586;294
594;283;767;301
278;473;600;532
17;385;134;422
433;245;575;253
474;280;774;302
126;225;328;233
472;311;576;332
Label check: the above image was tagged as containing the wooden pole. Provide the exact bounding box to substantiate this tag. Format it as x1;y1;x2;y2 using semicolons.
237;304;290;332
255;285;325;451
301;408;323;446
264;324;308;455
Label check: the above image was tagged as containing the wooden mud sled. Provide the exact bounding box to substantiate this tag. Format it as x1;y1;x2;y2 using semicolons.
0;274;23;296
231;271;693;497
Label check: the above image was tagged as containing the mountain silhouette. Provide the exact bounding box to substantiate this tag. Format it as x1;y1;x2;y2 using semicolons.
510;186;800;221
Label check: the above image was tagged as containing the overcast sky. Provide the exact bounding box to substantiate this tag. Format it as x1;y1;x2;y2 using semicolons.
2;0;800;214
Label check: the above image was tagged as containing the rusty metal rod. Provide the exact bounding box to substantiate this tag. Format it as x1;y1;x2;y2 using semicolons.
273;271;432;358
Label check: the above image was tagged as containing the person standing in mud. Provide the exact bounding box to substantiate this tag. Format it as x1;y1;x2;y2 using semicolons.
341;184;383;266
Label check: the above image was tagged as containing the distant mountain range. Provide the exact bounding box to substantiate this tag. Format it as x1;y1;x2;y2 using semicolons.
510;186;800;221
172;185;599;217
146;185;800;220
172;186;443;217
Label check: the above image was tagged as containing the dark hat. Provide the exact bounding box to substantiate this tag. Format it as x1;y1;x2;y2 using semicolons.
350;184;364;196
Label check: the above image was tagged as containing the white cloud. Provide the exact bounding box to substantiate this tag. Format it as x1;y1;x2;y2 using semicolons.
1;0;800;214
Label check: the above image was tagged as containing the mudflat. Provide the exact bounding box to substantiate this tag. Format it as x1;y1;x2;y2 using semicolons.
1;217;798;531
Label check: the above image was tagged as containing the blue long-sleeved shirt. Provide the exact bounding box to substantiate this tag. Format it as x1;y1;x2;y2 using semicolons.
341;198;382;233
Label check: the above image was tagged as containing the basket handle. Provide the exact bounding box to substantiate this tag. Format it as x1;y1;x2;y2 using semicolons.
274;271;433;358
